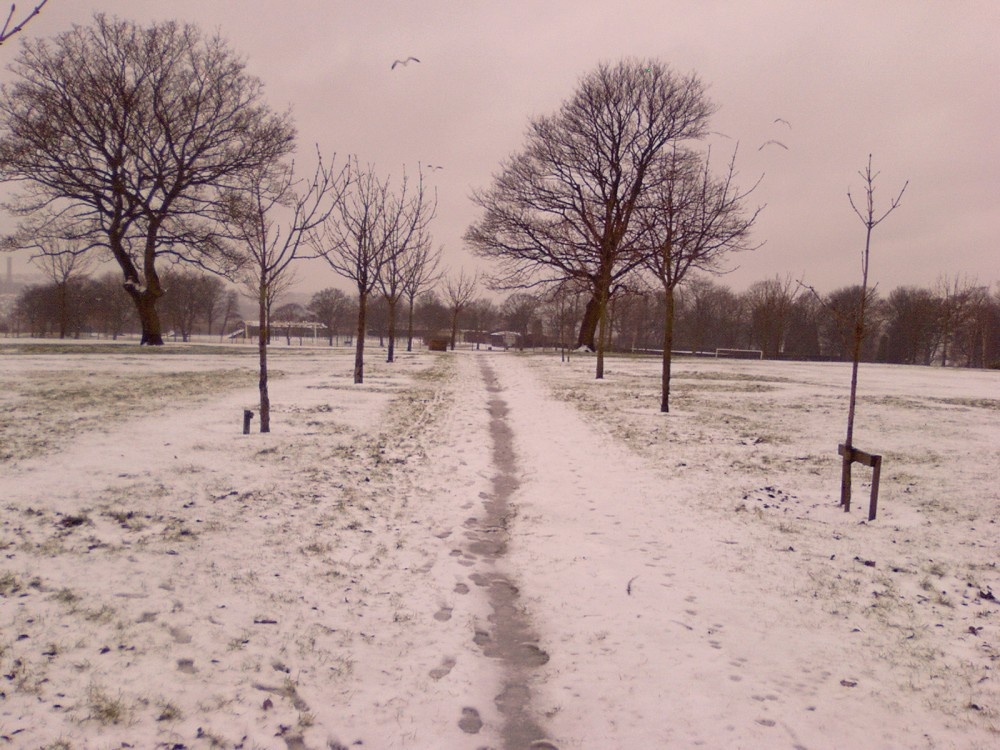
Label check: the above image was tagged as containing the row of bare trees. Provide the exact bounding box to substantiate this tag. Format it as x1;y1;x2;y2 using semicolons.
465;58;761;411
0;13;458;432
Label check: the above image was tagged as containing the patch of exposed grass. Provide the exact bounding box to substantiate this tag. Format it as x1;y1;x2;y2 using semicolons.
0;570;22;595
104;509;145;531
53;587;81;605
1;368;257;462
86;684;131;726
83;603;115;623
155;701;183;722
930;397;1000;410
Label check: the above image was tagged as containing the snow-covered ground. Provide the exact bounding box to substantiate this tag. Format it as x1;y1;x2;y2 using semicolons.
0;340;997;749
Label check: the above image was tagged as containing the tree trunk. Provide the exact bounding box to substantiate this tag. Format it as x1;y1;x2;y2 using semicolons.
842;229;872;509
354;292;367;384
57;282;69;339
841;322;863;509
258;290;270;433
595;285;609;380
660;285;676;413
406;295;415;352
386;298;398;363
128;287;165;345
450;310;459;351
576;295;599;350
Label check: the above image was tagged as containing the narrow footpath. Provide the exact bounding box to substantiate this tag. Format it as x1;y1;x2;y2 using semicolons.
462;356;559;750
455;352;891;749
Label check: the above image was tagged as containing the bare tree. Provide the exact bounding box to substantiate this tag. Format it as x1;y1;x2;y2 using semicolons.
677;277;739;354
159;267;207;342
542;279;587;359
0;1;47;46
443;269;478;350
308;287;353;346
216;289;243;341
639;147;760;412
310;159;425;383
946;281;993;368
154;269;228;342
0;15;295;344
222;152;347;432
839;155;907;510
818;284;885;362
934;274;985;368
882;286;941;365
378;172;436;363
402;241;442;352
13;283;52;336
198;276;228;337
818;285;884;361
502;292;542;348
30;239;94;339
466;58;715;379
745;275;800;358
465;297;500;349
91;271;137;339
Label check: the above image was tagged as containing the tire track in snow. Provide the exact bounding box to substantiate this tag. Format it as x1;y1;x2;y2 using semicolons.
465;354;559;750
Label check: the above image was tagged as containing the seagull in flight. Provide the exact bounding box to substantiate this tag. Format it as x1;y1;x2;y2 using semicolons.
773;118;792;128
391;56;420;70
758;140;788;151
426;164;444;171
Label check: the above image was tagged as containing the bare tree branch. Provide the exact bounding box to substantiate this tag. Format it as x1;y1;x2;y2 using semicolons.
0;1;47;46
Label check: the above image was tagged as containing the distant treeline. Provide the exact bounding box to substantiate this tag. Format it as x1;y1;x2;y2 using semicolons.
3;269;997;368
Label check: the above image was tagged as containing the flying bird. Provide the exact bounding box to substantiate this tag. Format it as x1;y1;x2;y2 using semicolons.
758;140;788;151
391;57;420;70
426;165;444;171
773;118;792;129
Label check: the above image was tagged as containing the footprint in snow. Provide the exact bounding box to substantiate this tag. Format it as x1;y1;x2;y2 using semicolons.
429;656;456;680
458;706;483;734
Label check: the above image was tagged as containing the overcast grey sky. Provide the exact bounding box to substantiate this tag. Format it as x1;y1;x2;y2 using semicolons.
5;0;998;295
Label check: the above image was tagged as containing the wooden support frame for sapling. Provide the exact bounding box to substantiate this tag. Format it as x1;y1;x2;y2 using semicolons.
838;444;883;520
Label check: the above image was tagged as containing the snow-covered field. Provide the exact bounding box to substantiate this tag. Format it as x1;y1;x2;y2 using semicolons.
0;340;997;749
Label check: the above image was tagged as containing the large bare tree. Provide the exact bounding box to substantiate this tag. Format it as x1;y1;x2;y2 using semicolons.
222;152;348;432
0;14;295;344
310;159;429;383
639;147;760;412
466;58;715;378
